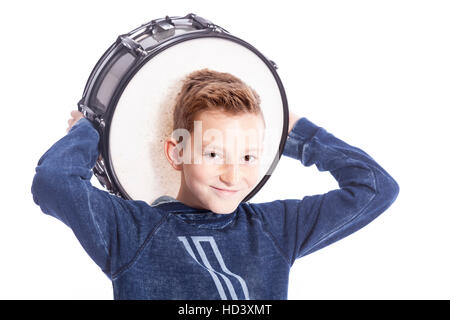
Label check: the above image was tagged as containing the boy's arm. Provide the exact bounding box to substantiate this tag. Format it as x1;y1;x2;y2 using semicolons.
247;116;399;266
31;118;165;278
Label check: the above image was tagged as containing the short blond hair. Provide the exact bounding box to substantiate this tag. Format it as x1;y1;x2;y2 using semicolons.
172;68;264;138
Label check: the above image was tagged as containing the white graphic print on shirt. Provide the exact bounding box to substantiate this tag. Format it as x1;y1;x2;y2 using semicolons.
177;236;250;300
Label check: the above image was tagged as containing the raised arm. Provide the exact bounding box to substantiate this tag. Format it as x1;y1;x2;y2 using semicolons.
247;116;399;266
31;116;166;278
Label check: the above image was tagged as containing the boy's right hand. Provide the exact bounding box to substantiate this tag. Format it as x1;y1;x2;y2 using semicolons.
66;110;103;161
66;110;85;133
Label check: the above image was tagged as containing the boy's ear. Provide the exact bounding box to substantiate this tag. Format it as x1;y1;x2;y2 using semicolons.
164;138;183;171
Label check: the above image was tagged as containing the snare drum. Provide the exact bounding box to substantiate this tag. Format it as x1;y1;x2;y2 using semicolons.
78;13;289;205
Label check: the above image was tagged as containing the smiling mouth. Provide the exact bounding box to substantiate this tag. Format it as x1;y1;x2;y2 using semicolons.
211;186;240;194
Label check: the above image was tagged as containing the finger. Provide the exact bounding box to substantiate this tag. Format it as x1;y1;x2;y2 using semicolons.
72;110;85;119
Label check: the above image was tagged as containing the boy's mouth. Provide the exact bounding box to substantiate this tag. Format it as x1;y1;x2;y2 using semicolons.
211;186;240;195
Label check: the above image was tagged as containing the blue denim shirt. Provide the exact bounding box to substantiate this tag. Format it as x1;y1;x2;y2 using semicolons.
31;117;399;300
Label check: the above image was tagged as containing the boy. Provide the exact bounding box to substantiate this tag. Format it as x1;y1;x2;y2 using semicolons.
31;69;399;300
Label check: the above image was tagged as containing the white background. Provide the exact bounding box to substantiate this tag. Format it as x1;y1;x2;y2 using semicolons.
1;0;449;299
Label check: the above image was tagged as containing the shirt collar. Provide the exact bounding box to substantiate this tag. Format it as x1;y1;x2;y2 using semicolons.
151;195;179;206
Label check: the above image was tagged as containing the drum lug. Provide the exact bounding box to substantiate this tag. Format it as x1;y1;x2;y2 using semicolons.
78;102;106;130
152;16;176;41
94;117;106;130
188;13;213;29
78;102;95;120
269;59;278;70
93;160;118;195
186;13;228;33
117;35;148;57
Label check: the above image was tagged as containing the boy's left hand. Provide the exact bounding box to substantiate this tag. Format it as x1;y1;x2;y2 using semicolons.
288;111;301;134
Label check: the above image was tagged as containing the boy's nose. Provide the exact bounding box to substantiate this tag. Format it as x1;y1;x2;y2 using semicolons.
219;163;241;186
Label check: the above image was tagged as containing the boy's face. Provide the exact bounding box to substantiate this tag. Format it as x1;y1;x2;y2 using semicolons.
167;109;265;214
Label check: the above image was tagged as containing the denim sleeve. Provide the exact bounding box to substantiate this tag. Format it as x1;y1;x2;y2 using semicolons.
31;118;165;278
247;117;399;266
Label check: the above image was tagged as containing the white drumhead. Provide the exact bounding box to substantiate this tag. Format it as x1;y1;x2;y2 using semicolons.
109;37;285;205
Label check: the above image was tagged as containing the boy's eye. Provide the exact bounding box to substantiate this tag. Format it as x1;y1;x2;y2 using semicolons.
243;155;257;163
203;151;258;164
204;151;223;159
